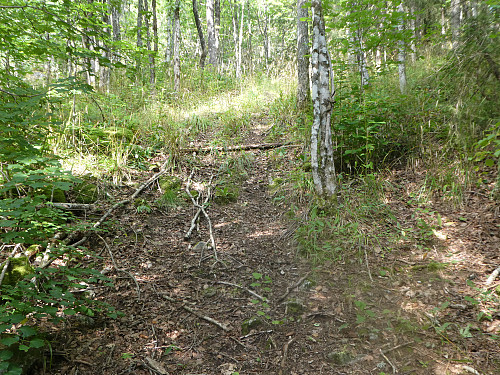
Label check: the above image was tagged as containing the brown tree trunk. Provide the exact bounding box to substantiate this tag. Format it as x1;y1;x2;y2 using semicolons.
193;0;207;68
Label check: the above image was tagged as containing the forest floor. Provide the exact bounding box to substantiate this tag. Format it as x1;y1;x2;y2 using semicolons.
38;119;499;375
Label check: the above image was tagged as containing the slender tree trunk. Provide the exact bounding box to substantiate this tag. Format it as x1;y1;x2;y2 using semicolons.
215;0;220;66
193;0;207;68
409;5;416;63
207;0;217;67
355;28;369;86
296;0;310;109
236;1;245;77
311;0;337;197
151;0;158;84
173;0;181;91
143;0;154;84
111;4;121;42
165;11;173;63
136;0;143;72
232;0;239;73
450;0;461;49
397;3;407;94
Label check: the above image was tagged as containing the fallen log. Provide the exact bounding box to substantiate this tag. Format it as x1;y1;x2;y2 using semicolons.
181;142;301;153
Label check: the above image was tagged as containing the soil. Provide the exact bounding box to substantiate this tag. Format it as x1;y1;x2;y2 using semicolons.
34;123;499;375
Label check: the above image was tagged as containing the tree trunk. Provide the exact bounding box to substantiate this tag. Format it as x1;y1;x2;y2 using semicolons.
409;5;416;63
236;1;245;77
193;0;207;68
310;0;337;197
397;3;407;94
151;0;158;84
450;0;461;49
173;0;181;91
136;0;143;72
207;0;217;67
215;0;220;66
296;0;310;110
143;0;154;85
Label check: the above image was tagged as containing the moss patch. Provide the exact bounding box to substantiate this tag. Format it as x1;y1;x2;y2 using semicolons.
73;180;98;204
2;257;34;286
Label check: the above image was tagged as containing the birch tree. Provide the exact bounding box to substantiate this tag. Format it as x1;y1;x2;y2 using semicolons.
207;0;218;67
296;0;310;109
173;0;181;91
310;0;337;197
397;3;407;93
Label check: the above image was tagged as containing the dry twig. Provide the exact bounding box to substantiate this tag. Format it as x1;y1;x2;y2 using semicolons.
39;158;171;268
182;304;230;332
379;349;397;374
277;272;311;303
216;280;266;301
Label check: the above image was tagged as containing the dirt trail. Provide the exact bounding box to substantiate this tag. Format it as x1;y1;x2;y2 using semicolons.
42;124;499;375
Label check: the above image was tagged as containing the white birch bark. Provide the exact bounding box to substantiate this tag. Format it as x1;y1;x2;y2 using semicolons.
173;0;181;91
207;0;217;67
450;0;461;49
236;1;245;78
296;0;310;109
397;3;407;94
311;0;337;197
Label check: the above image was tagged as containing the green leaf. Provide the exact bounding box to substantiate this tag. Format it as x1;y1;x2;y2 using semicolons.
0;349;13;361
18;326;37;338
64;309;76;315
485;159;495;167
252;272;263;280
18;344;30;352
256;311;266;316
29;338;45;349
1;335;19;346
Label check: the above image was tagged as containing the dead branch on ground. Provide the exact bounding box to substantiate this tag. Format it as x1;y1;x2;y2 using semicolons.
182;304;230;331
277;272;311;303
181;142;301;154
39;158;171;269
185;172;222;266
216;280;266;301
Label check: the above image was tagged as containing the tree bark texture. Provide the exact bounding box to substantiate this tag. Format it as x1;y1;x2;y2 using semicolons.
236;1;245;77
450;0;461;49
173;0;181;91
136;0;143;72
296;0;310;110
207;0;218;67
193;0;207;68
310;0;337;197
397;3;407;94
152;0;158;84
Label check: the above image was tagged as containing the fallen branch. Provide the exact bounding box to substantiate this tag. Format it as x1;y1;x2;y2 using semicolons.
379;349;397;374
50;202;97;211
181;142;301;154
280;337;295;371
182;304;230;332
277;272;311;303
485;266;500;286
40;158;171;268
185;173;221;266
98;234;141;301
216;280;266;301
